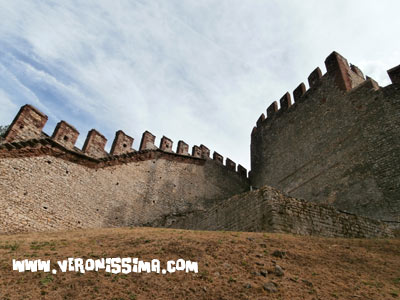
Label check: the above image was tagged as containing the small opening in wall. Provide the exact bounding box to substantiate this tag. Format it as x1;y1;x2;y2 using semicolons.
63;135;69;141
116;182;119;185
46;160;51;164
43;206;47;210
96;209;99;211
123;143;127;148
24;191;28;196
78;221;81;224
66;170;69;174
166;144;169;148
19;124;24;129
152;200;156;204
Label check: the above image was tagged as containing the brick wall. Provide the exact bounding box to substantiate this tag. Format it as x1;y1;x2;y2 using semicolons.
4;105;48;142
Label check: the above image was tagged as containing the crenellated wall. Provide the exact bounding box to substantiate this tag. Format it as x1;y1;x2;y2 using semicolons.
2;104;249;177
0;105;249;233
251;51;400;222
1;51;399;236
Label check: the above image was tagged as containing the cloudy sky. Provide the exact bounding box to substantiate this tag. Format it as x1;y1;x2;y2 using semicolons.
0;1;399;169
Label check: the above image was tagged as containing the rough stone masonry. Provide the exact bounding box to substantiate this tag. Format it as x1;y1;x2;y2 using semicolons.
0;51;399;237
0;116;249;233
155;186;393;238
251;52;400;223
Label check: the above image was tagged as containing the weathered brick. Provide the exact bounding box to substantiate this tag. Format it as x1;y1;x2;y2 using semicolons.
110;130;134;155
4;105;48;142
52;121;79;150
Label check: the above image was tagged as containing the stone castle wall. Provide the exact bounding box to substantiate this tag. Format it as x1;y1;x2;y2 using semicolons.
0;106;249;233
0;51;399;238
0;153;248;233
153;186;393;238
251;52;400;222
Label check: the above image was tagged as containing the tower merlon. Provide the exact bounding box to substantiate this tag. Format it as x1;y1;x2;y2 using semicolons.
177;140;189;155
160;136;173;152
267;101;278;118
279;92;292;111
110;130;134;155
82;129;108;158
139;131;157;151
213;151;223;164
51;121;79;150
237;164;247;178
251;126;257;136
325;51;351;91
324;51;365;91
200;144;210;159
192;145;201;158
225;158;236;171
4;104;48;142
256;113;265;127
293;83;306;102
308;67;323;88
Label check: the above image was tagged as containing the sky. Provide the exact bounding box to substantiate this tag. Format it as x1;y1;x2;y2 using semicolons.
0;1;399;170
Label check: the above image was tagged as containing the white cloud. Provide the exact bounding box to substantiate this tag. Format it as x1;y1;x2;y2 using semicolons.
0;89;18;124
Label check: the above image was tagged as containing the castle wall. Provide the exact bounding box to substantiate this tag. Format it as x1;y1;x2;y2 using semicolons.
0;104;249;234
159;186;393;238
251;52;400;222
0;153;248;233
1;52;399;237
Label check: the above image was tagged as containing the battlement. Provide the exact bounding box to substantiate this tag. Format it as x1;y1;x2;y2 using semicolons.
250;51;400;223
0;50;398;237
251;51;400;134
1;104;248;178
110;130;134;155
4;104;48;142
51;120;79;150
177;140;189;155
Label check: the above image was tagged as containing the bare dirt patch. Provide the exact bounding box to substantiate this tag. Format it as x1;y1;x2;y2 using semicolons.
0;227;399;299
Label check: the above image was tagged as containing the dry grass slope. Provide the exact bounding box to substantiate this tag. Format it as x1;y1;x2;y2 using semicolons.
0;227;399;300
